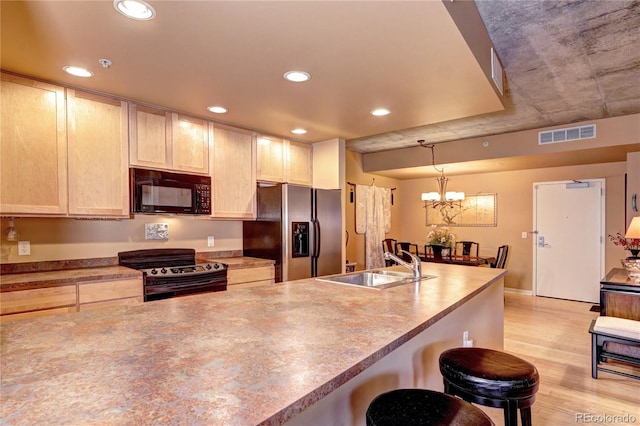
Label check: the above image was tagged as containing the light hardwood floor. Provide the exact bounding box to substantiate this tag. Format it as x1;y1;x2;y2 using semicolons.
479;292;639;425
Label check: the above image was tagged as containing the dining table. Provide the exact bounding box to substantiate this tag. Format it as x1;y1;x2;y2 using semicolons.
419;251;495;267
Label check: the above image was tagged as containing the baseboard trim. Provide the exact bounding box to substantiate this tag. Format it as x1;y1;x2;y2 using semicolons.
505;287;533;296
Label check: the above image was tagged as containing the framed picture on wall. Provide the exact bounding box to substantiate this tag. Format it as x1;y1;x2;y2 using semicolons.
426;193;497;227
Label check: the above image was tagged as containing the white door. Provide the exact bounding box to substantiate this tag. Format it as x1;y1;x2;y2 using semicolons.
533;180;604;303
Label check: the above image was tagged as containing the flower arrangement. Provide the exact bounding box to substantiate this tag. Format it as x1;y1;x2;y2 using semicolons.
427;225;456;248
607;232;640;257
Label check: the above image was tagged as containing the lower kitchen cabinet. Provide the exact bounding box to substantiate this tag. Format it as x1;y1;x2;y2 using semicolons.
0;285;77;323
0;277;143;322
78;277;143;311
227;266;275;290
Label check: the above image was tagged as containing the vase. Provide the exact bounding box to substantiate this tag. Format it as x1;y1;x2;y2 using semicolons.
621;258;640;282
431;245;444;262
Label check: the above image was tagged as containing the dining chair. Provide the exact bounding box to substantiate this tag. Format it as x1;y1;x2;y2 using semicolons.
382;238;398;266
396;241;419;262
491;245;509;268
454;241;479;258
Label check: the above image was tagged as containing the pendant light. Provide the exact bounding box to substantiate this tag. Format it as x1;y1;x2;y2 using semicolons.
418;140;464;209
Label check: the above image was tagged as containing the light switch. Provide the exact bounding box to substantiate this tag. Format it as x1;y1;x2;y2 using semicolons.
207;236;215;247
521;232;528;239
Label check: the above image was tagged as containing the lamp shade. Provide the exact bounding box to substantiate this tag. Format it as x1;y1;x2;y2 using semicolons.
625;216;640;239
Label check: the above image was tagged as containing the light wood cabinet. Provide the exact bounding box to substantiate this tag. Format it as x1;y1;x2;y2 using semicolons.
287;141;312;186
171;113;210;174
227;266;275;290
0;285;76;322
129;103;170;169
0;73;68;215
78;277;143;311
257;135;312;185
67;90;129;217
257;135;287;182
211;125;256;219
129;103;210;174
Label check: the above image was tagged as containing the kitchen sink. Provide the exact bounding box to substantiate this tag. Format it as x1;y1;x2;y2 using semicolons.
316;270;436;290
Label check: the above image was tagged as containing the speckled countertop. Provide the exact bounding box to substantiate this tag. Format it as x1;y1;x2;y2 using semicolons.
0;256;273;292
0;263;505;425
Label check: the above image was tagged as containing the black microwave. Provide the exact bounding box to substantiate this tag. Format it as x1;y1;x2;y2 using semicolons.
130;168;211;215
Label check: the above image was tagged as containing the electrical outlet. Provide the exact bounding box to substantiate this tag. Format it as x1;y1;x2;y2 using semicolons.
522;231;528;239
207;236;215;247
18;241;30;256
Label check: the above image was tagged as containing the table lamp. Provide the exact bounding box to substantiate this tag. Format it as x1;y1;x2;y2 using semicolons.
624;216;640;258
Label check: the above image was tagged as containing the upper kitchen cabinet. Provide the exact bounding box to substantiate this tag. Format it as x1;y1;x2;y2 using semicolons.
129;104;210;174
211;125;256;219
287;141;312;186
67;90;129;217
129;103;170;170
0;73;68;215
257;135;286;183
170;113;210;174
256;136;313;185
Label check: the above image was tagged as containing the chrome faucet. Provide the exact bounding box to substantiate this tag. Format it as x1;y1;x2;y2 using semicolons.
384;250;422;278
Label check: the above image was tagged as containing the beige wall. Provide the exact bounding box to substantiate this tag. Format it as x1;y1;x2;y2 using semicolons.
345;150;401;270
0;216;243;263
346;148;630;292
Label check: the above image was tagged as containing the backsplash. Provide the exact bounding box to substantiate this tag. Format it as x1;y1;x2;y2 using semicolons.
0;216;243;264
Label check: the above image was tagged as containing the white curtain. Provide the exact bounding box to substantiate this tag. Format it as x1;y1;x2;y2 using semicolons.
355;184;391;269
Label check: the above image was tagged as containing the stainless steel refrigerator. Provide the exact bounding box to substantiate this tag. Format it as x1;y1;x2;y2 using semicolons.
243;183;342;282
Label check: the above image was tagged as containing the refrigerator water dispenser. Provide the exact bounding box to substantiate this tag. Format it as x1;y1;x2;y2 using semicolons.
292;222;309;257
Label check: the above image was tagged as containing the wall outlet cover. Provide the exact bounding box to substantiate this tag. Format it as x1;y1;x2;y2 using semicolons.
18;240;31;256
145;223;169;240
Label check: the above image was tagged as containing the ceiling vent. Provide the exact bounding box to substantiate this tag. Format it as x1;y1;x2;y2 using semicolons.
491;47;504;96
538;124;596;145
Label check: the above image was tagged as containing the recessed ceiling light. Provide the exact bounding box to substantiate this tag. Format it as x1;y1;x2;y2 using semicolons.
207;106;228;114
63;66;93;77
370;108;391;116
291;128;307;135
113;0;156;20
284;71;311;82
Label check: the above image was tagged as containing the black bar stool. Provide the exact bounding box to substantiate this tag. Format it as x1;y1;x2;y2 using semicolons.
366;388;494;426
439;347;539;426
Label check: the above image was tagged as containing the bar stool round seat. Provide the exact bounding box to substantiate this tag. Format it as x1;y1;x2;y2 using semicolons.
439;348;539;426
366;388;494;426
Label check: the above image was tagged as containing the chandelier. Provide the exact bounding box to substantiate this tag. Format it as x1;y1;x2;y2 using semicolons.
418;140;464;209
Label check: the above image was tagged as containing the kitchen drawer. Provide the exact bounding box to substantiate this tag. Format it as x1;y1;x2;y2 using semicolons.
0;285;77;315
78;278;142;304
227;266;275;286
78;297;143;312
0;306;77;323
227;279;275;290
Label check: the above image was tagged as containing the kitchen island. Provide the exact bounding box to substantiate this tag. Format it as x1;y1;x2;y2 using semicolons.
0;263;505;425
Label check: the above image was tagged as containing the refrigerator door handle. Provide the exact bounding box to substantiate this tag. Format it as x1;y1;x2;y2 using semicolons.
312;218;321;258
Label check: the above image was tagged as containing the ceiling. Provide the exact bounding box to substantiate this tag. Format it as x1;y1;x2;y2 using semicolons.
2;0;639;178
349;0;640;153
1;0;502;143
